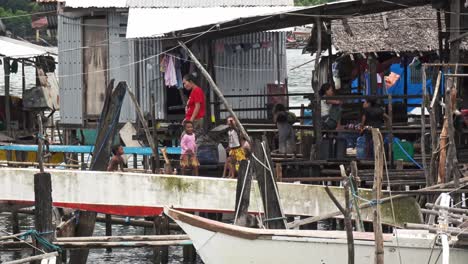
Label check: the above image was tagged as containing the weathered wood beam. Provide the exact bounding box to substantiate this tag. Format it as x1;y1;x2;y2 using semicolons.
371;128;384;264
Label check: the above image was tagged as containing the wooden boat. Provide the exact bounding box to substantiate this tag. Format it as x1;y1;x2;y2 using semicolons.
165;207;468;264
0;168;421;227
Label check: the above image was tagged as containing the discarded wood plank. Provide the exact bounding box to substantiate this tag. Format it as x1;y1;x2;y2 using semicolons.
371;128;384;264
252;138;286;229
3;252;58;264
234;160;253;226
178;41;250;143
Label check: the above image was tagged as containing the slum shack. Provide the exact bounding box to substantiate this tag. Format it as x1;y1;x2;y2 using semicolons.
0;36;62;162
287;4;468;188
54;0;297;172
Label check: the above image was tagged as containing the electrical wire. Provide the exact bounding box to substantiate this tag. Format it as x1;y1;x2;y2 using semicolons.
0;10;56;20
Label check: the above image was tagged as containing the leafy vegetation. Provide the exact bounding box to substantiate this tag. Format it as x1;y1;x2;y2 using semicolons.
0;0;38;38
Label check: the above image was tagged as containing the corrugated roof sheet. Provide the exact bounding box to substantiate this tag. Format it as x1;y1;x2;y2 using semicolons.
126;0;293;7
0;36;57;58
64;0;127;8
64;0;293;8
126;6;298;38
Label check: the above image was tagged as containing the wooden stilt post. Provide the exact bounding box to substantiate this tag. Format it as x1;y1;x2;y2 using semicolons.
152;215;170;264
11;211;20;235
183;241;197;263
313;18;322;159
34;114;55;255
150;95;160;174
371;128;384;264
105;214;112;253
3;57;11;135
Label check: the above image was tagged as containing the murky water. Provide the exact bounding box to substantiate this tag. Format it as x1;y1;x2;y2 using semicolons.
0;49;312;263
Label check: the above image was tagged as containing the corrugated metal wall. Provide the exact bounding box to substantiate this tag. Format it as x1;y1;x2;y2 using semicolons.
134;39;165;119
108;11;136;123
58;15;83;125
214;31;287;119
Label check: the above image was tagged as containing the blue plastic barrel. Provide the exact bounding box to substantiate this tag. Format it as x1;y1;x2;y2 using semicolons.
356;136;367;160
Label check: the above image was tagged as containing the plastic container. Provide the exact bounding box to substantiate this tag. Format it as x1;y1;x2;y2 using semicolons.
197;144;219;165
356;136;367;160
393;139;414;162
303;109;313;125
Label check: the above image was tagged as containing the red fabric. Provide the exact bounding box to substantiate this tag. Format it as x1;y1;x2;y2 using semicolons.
185;86;205;120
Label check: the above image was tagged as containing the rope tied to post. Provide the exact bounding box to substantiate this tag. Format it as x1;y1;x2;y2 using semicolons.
20;229;62;253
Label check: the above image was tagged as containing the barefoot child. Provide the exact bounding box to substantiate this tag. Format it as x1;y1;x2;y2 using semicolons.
180;121;199;176
107;144;125;172
225;116;246;178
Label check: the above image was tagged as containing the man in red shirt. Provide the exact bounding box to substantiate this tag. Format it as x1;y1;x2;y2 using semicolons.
183;74;206;135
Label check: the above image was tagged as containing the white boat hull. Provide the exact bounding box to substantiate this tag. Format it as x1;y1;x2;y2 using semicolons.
166;208;468;264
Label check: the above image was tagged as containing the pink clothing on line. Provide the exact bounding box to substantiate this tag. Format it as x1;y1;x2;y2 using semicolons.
164;56;177;87
181;133;197;155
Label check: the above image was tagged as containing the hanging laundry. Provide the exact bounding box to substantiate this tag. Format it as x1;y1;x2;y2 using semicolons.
175;56;183;89
164;56;177;87
160;55;168;73
252;42;261;49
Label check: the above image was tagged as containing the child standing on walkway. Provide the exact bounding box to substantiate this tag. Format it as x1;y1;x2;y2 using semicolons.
107;144;125;172
224;116;246;178
180;121;199;176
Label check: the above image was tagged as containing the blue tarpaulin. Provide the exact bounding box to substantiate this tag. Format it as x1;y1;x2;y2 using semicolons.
351;63;436;112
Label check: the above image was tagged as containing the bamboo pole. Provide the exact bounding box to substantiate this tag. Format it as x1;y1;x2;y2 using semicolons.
324;165;354;264
56;235;189;242
371;128;384;264
178;41;250;142
287;177;468;229
421;65;428;184
313;17;322;159
126;87;158;162
429;71;442;186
